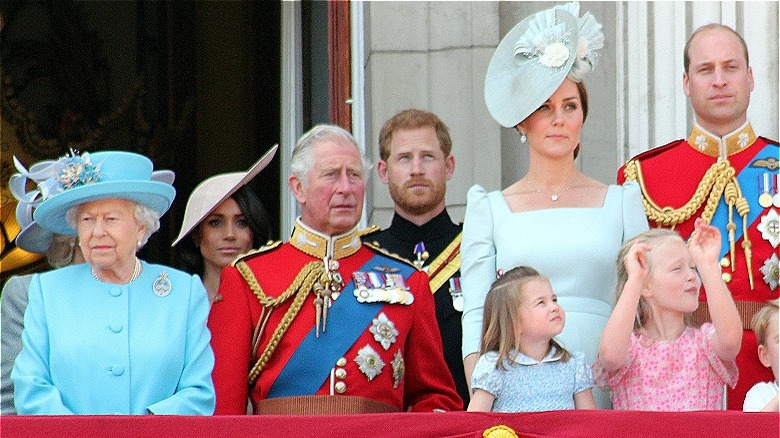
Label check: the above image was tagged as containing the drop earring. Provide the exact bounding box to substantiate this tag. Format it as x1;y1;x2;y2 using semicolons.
520;131;527;143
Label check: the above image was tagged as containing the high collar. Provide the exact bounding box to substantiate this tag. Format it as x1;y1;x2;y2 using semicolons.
387;210;455;244
289;217;362;259
687;121;757;159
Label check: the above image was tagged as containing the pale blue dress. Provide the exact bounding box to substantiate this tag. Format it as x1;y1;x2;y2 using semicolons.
472;348;592;412
461;182;648;408
11;262;215;415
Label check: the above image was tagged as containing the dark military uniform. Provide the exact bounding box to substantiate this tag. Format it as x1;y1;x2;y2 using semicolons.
363;210;468;408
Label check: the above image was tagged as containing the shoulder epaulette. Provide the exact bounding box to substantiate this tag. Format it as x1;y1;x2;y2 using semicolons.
231;240;283;267
359;224;381;237
362;240;420;271
624;139;685;164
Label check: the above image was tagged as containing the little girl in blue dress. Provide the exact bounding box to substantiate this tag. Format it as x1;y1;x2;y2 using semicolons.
467;266;596;412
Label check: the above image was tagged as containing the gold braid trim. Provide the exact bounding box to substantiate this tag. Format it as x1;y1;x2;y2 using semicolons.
624;159;734;227
427;232;462;293
239;261;329;386
625;158;754;289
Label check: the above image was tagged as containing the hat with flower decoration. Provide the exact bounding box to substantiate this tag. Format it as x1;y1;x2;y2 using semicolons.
32;150;177;236
172;145;277;246
484;1;604;128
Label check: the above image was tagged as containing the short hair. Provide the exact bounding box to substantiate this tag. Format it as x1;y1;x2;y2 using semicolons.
290;124;370;186
684;24;750;73
65;200;161;249
480;266;570;369
614;228;683;329
378;109;453;161
751;299;779;346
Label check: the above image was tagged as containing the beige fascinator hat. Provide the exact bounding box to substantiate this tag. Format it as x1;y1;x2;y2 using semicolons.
172;145;278;246
484;1;604;128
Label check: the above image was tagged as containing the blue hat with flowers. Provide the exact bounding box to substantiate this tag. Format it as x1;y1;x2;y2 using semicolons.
484;2;604;128
32;150;176;236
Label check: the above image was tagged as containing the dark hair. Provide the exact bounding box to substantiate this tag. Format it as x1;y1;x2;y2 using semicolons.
683;24;749;73
573;81;588;160
176;185;271;276
520;81;589;160
378;109;453;161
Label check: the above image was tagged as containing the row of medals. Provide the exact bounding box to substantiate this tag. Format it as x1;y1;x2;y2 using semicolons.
757;172;779;290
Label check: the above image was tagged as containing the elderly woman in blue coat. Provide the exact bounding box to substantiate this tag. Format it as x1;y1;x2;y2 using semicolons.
11;150;215;415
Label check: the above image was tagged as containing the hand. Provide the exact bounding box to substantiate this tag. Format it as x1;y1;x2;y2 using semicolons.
624;240;650;283
689;218;721;266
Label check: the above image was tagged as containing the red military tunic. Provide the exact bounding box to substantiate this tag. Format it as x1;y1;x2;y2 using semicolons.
208;220;462;414
619;122;779;410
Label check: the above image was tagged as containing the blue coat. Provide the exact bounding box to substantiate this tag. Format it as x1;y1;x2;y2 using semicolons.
11;262;215;415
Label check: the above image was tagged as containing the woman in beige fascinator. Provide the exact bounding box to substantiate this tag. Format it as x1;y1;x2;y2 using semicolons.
173;145;277;304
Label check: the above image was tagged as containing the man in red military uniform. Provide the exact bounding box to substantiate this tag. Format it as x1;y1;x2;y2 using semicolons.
209;124;461;414
619;24;778;410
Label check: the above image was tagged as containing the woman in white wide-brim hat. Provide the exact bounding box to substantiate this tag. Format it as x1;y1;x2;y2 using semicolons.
11;150;216;415
172;145;277;305
461;2;648;409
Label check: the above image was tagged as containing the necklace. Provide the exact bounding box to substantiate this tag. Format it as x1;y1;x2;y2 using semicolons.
526;178;574;202
92;258;142;283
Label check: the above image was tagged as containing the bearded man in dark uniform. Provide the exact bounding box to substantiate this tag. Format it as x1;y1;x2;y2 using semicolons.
619;24;778;410
363;109;468;408
209;124;461;414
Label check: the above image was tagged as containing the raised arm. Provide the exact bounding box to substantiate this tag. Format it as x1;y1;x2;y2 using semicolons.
689;218;742;361
597;241;649;372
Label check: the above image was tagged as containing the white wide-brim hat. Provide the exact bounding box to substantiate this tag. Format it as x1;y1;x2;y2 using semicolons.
33;151;177;236
172;144;278;246
484;6;579;128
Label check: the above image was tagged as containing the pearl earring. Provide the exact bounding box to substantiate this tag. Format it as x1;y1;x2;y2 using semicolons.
520;132;527;143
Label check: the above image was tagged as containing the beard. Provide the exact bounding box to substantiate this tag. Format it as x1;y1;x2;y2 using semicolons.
387;177;446;216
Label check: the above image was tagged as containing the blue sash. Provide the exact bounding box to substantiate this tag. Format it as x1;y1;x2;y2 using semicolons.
267;254;415;398
710;141;778;258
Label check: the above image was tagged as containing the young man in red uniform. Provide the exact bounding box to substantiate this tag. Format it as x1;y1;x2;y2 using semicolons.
208;124;462;414
619;24;778;409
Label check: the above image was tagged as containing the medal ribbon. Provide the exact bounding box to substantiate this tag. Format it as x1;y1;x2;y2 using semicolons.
267;254;414;398
710;141;778;258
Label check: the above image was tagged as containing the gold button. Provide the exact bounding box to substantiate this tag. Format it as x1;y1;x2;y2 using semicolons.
334;381;346;394
335;368;347;379
336;357;347;367
721;272;732;283
720;257;730;268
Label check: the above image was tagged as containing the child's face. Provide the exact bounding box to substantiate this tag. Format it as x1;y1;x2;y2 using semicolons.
516;278;565;342
644;238;701;314
758;313;779;382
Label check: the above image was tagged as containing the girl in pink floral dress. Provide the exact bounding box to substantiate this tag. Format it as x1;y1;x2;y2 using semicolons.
594;219;741;411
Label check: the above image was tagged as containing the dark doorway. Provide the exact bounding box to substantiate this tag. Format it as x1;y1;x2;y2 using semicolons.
0;1;282;282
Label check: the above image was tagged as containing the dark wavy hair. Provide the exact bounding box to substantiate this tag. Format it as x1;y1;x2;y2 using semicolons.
176;185;271;277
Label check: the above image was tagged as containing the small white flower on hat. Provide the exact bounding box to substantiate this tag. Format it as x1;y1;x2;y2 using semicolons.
540;42;570;68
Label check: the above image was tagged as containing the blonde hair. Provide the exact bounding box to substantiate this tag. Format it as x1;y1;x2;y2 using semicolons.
751;299;779;346
614;228;686;329
480;266;570;369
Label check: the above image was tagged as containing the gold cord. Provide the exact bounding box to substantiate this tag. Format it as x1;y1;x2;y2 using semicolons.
241;261;330;386
624;159;734;227
625;158;753;290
